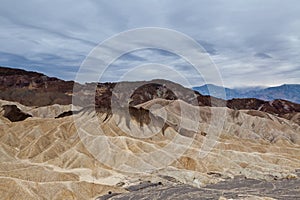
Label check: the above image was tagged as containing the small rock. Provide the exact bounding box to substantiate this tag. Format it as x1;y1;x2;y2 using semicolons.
116;182;125;187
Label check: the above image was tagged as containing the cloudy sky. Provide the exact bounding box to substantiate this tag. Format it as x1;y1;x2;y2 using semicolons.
0;0;299;87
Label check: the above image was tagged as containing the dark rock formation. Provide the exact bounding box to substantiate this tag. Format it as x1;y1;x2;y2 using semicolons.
227;98;300;115
0;66;299;124
2;105;32;122
0;66;75;106
55;110;82;118
129;83;177;106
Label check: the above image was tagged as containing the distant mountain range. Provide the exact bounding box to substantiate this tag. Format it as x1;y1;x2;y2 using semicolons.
193;84;300;103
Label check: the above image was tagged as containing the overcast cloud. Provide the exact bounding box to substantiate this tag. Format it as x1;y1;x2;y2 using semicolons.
0;0;299;87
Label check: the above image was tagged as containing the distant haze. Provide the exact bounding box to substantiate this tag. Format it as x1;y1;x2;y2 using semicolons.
193;84;300;103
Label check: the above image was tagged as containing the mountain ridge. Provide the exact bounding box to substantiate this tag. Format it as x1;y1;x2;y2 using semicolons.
0;66;299;124
193;83;300;103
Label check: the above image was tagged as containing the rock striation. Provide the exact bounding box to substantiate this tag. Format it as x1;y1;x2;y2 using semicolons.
0;67;299;199
0;99;299;199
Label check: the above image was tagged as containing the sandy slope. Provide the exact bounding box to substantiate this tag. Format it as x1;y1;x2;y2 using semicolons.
0;99;299;199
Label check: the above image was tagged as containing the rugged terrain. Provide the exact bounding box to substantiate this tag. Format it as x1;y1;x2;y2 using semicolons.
0;66;300;199
1;99;300;199
1;66;299;123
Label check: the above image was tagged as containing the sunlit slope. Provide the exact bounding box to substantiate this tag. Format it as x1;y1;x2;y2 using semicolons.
0;99;299;199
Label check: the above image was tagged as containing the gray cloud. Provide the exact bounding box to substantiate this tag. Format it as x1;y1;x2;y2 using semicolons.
254;53;272;59
0;0;299;87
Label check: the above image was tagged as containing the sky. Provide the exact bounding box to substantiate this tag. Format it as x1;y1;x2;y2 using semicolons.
0;0;299;88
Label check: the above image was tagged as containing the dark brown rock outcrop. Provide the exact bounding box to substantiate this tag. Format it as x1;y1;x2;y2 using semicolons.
0;66;75;106
2;105;32;122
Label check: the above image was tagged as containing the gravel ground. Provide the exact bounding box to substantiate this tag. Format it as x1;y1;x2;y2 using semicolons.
97;172;300;200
